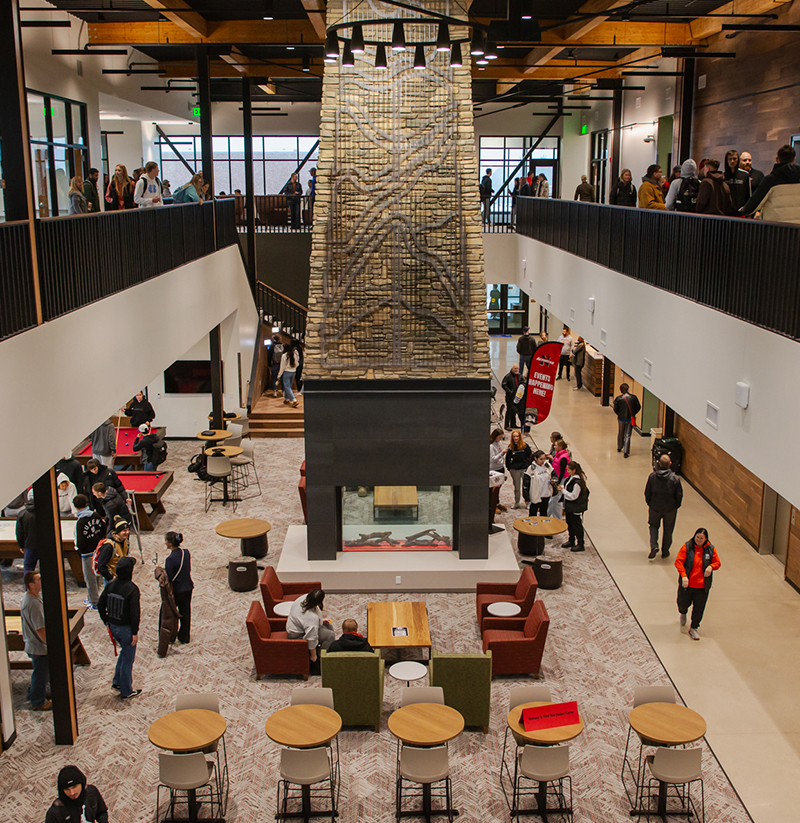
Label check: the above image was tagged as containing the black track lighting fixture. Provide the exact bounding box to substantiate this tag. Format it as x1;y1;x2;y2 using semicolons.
414;44;426;70
450;42;463;67
436;22;450;52
375;43;388;70
351;22;365;53
391;21;406;51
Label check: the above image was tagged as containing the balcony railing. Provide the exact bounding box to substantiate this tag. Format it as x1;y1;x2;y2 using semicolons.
255;281;307;340
516;197;800;342
0;199;237;340
222;194;314;232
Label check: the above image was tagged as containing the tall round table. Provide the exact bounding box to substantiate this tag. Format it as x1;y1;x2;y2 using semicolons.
148;709;227;823
216;517;272;559
513;517;568;558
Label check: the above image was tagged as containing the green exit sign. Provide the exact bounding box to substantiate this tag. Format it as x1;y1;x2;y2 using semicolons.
45;106;56;117
581;124;588;135
192;106;201;117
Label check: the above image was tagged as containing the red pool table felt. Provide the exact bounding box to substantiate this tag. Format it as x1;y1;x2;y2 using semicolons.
78;428;143;458
121;472;168;493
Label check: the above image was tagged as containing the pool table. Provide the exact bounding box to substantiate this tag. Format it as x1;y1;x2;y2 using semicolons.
0;518;85;584
74;426;166;468
120;471;174;531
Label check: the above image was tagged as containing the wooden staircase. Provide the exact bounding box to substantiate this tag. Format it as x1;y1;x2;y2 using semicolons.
249;391;304;438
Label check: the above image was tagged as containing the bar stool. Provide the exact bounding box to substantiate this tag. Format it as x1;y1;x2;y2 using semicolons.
500;685;552;799
645;747;704;822
277;747;337;822
290;688;340;786
396;745;453;823
175;693;228;807
231;439;261;496
512;744;572;819
205;456;238;512
156;752;220;823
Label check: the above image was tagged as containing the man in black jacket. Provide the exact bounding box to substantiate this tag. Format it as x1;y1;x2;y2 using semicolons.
739;151;765;196
82;168;101;213
15;491;38;572
741;144;800;216
124;391;155;428
133;423;159;470
83;459;128;514
516;326;536;377
480;168;493;224
644;455;683;559
98;556;141;699
613;383;641;458
74;494;105;608
501;364;525;431
92;483;131;534
327;619;374;653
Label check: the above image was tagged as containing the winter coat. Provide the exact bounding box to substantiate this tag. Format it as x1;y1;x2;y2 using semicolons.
644;467;683;514
724;166;750;212
755;183;800;225
516;333;536;357
638;177;666;210
572;341;586;369
613;392;641;421
574;182;595;202
46;766;108;823
609;179;637;207
68;191;88;215
665;160;699;212
552;448;570;481
98;487;129;529
90;421;115;457
83;178;100;214
501;370;522;400
696;171;733;215
155;565;179;657
742;162;800;216
327;632;374;653
98;556;139;631
506;443;533;471
15;498;36;552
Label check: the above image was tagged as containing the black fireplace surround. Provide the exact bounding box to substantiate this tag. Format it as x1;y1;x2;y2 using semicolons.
303;378;492;560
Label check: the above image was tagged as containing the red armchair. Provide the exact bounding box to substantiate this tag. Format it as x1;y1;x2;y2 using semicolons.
259;566;320;618
475;567;538;632
482;600;550;679
246;601;309;680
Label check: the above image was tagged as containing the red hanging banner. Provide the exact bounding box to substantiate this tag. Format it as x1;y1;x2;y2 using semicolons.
522;341;561;426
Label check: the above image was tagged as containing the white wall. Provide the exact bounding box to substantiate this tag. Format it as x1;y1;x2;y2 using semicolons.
0;245;257;510
101;118;147;173
483;232;800;509
212;101;322;136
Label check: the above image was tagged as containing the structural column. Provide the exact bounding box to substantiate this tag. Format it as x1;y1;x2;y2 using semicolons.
601;356;614;407
242;77;257;295
609;88;623;192
209;325;224;429
677;58;695;163
196;45;214;194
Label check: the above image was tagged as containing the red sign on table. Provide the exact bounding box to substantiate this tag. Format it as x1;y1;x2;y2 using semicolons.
521;701;580;732
522;341;561;426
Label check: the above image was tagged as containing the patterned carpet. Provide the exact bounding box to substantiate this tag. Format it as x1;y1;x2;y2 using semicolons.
0;437;751;822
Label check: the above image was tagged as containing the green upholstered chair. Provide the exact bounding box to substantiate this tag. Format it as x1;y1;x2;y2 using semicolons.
321;650;384;732
429;650;492;733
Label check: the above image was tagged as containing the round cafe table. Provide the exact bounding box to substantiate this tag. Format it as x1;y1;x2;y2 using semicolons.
196;429;233;443
389;703;464;822
216;517;272;559
513;516;568;557
487;601;521;618
204;445;244;459
149;709;227;823
272;600;293;617
628;703;706;819
389;660;428;687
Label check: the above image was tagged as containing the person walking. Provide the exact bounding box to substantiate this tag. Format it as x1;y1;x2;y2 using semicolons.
645;455;683;559
164;531;193;645
104;164;135;211
268;334;284;397
68;176;88;215
278;338;302;407
560;461;589;552
675;528;721;640
97;556;142;699
574;175;595;202
527;450;553;516
74;494;105;608
556;326;574;380
286;588;335;672
133;161;163;208
21;571;51;710
638;165;667;210
283;173;303;229
83;168;101;213
572;336;586;390
516;326;536;377
613;383;641;458
609;169;637;206
45;765;108;823
505;430;533;509
480;168;493;224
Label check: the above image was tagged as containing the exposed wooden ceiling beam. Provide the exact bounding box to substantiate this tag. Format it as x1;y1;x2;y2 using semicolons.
301;0;327;40
689;0;791;40
88;19;321;45
556;0;632;41
142;0;207;38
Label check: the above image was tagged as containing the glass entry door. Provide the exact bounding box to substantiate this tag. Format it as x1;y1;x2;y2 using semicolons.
487;284;529;335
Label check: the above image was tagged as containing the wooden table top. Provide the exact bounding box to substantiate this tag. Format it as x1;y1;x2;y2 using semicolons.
368;601;431;649
374;486;419;507
148;709;227;752
5;616;22;634
629;703;707;746
507;702;585;745
196;430;233;442
265;704;342;748
388;703;464;746
215;518;272;539
513;517;568;537
205;445;244;458
207;412;241;421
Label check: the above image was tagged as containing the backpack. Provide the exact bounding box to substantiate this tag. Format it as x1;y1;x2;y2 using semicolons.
150;438;168;467
172;183;192;203
674;177;700;212
187;453;203;474
479;179;490;198
92;539;110;577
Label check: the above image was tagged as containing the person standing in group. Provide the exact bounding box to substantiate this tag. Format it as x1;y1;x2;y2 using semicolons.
68;176;88;215
638;165;666;210
574;175;595;202
537;330;548;347
133;161;163;208
83;168;101;213
501;363;524;431
645;455;683;559
125;390;156;428
675;528;721;640
74;494;105;609
82;459;128;517
505;430;533;509
89;419;116;469
527;450;553;516
164;531;193;645
278;337;302;408
613;383;641;458
560;461;589;552
105;164;135;211
519;176;532;197
283;172;303;229
21;571;51;710
308;167;317;222
92;483;130;535
571;336;586;390
94;519;131;582
98;556;142;698
556;326;574;380
723;150;750;214
552;438;571;483
696;159;733;215
741;144;800;218
609;169;637;206
57;472;78;517
172;174;204;203
738;151;765;197
665;159;700;212
286;588;335;671
15;489;38;573
516;326;536;377
490;429;507;512
535;173;549;198
45;766;108;823
480;168;493;224
161;179;172;198
510;178;520;226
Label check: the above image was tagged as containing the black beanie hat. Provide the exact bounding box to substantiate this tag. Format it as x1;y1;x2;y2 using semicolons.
57;765;86;805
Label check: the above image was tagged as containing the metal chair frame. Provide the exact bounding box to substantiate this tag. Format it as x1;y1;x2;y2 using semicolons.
276;746;338;822
155;753;221;823
395;745;453;823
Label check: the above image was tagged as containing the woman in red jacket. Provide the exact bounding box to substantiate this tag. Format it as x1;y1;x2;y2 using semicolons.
675;528;721;640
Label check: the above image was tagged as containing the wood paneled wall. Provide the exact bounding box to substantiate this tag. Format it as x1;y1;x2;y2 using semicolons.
785;508;800;589
692;1;800;171
674;416;764;547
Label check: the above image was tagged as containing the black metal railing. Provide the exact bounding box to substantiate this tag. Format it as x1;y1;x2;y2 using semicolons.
255;281;307;339
223;194;314;232
516;197;800;342
0;220;37;341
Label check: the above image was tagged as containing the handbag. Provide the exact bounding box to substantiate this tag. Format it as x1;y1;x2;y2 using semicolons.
547;492;563;519
624;395;636;425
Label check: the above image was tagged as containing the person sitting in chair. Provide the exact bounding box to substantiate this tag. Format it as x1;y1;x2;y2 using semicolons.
327;619;373;653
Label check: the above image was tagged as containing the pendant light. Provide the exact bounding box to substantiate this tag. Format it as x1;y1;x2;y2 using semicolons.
351;23;365;54
485;41;498;59
375;43;388;70
470;28;485;56
325;31;339;60
436;23;450;52
449;41;463;67
391;21;406;51
341;39;355;66
413;44;426;69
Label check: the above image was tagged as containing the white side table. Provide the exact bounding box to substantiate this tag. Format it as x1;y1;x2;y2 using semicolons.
486;602;522;617
389;660;428;687
273;601;293;617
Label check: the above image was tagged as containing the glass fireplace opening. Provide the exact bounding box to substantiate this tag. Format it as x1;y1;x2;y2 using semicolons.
341;486;454;551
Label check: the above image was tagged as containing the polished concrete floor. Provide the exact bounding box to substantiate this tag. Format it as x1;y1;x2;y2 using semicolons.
491;336;800;823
